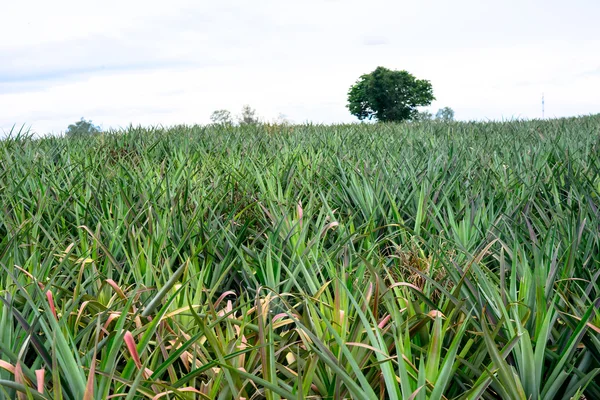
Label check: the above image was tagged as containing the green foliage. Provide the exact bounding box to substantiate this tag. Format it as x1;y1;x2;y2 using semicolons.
65;118;101;137
347;66;435;122
209;109;233;125
414;110;433;121
0;115;600;398
435;107;455;121
238;104;260;125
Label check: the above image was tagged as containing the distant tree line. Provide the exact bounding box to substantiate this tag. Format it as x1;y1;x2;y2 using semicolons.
66;66;456;136
414;107;455;122
210;105;291;126
210;105;260;126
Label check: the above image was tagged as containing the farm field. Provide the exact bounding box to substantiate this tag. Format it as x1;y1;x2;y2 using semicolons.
1;116;600;399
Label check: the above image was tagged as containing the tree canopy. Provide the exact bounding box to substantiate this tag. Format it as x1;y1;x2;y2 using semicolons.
210;109;233;125
238;105;259;125
347;67;435;122
435;107;455;121
65;118;101;137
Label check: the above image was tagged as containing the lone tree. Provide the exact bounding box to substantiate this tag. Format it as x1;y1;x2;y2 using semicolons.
65;118;101;137
435;107;455;121
347;67;435;122
210;109;233;125
238;105;260;125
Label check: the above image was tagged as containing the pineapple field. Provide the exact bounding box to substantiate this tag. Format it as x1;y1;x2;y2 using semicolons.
1;116;600;399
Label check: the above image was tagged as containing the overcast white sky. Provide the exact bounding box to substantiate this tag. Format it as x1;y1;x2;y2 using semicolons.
1;0;599;134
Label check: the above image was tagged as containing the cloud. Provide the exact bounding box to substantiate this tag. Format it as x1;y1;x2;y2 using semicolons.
1;0;600;133
0;62;191;85
362;36;389;46
0;30;230;84
578;66;600;77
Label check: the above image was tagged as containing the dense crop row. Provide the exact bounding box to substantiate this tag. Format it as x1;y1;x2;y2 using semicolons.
1;116;600;399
